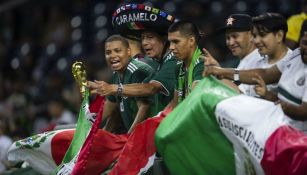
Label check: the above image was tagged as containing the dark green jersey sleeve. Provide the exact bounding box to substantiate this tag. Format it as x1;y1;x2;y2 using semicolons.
130;68;152;83
107;73;117;102
129;60;154;102
150;56;177;96
132;71;154;103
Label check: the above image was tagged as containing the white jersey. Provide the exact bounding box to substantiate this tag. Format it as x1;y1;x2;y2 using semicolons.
237;49;263;96
237;49;262;70
0;135;12;172
253;48;292;95
277;48;307;132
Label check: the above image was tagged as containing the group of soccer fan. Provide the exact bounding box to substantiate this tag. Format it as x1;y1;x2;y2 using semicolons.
87;4;307;135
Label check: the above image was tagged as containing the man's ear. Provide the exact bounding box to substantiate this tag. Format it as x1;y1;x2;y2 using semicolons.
189;36;196;47
276;30;284;43
127;47;131;56
248;31;254;42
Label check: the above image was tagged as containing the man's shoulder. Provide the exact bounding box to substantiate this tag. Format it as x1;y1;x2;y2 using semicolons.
286;48;302;62
128;59;153;73
239;49;264;69
163;51;177;63
156;52;178;72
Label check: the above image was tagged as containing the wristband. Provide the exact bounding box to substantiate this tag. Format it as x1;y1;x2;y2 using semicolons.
234;69;240;82
117;83;123;96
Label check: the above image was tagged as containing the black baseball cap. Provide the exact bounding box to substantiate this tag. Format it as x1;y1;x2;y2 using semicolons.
219;14;252;32
112;4;177;40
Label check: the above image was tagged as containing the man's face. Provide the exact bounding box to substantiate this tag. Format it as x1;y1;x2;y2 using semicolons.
252;27;281;56
141;31;164;59
300;32;307;64
225;30;253;59
168;31;193;61
105;40;131;73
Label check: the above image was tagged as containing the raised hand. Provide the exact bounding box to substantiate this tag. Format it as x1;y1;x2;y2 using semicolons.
87;80;117;96
253;73;267;97
86;81;100;94
202;48;220;67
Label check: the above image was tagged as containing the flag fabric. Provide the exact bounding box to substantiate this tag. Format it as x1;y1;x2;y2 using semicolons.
54;89;93;174
155;76;307;175
8;129;74;175
7;95;128;175
71;95;106;175
7;129;128;175
8;89;169;175
69;128;128;175
109;107;172;175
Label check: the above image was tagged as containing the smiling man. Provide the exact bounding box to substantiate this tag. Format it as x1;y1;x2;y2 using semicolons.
220;14;263;96
96;35;154;133
221;14;261;69
204;20;307;131
88;4;178;115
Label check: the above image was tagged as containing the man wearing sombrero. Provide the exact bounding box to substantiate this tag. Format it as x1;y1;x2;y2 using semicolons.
89;4;178;116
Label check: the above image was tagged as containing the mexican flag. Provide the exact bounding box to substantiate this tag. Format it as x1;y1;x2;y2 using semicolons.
109;107;172;175
155;76;307;175
7;129;127;175
54;89;95;174
7;95;128;175
7;88;170;175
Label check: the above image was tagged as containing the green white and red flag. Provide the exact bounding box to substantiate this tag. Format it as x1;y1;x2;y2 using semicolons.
155;76;307;175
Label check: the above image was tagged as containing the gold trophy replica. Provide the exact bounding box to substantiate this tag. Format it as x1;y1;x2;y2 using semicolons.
72;61;87;97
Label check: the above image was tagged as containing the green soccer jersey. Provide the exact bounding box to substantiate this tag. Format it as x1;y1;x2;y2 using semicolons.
175;48;204;103
133;53;160;70
107;59;154;130
144;51;178;114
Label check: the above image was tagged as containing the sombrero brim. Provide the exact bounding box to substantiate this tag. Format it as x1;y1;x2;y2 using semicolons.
112;4;176;38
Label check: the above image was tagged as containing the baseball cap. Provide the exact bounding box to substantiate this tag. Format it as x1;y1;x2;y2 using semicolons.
219;14;252;32
112;4;177;40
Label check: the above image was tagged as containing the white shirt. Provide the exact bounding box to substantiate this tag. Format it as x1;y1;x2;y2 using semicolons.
277;48;307;132
237;49;262;70
0;135;13;172
253;48;292;95
237;49;263;96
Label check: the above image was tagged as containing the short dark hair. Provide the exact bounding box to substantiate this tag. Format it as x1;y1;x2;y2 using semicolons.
300;20;307;40
168;20;201;42
106;35;130;48
141;29;166;41
252;13;288;41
